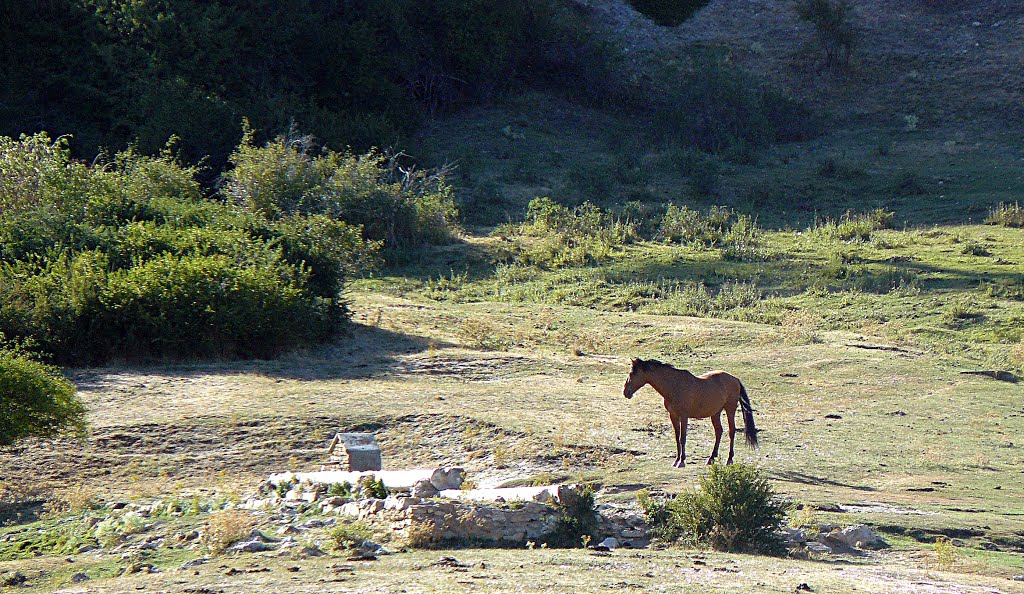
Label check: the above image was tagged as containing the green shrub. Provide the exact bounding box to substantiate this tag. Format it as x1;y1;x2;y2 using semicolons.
657;205;734;245
508;198;637;268
627;0;712;26
892;169;927;196
92;253;333;361
643;464;789;554
542;484;597;548
224;128;459;253
985;202;1024;228
795;0;859;68
0;132;379;365
329;522;374;551
0;347;86;447
356;476;388;500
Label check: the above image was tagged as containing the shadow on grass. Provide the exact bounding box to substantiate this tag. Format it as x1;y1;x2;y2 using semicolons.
71;322;459;384
771;470;877;492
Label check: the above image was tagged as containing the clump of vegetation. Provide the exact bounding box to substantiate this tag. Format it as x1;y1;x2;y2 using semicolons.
224;126;460;252
202;510;259;555
811;209;894;242
500;198;637;269
985;202;1024;228
327;482;354;498
543;485;598;548
357;476;388;500
892;170;927;196
639;464;789;554
328;521;374;551
795;0;859;68
626;0;712;26
0;344;86;447
93;513;148;548
0;132;381;364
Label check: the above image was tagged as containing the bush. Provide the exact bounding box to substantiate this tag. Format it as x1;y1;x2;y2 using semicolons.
627;0;712;26
795;0;858;68
224;127;459;253
506;198;638;268
642;464;789;554
0;132;378;365
203;510;259;555
328;522;374;551
0;347;86;447
985;202;1024;228
542;484;598;548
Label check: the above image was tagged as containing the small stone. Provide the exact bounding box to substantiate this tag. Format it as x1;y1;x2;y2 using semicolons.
178;558;208;569
71;572;90;583
286;566;300;572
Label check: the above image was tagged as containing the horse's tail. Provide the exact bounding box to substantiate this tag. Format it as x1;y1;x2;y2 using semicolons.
738;382;759;449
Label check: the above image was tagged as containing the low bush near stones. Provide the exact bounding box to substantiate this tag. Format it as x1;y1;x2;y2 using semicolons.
329;521;374;551
543;484;598;548
640;464;789;554
202;510;259;555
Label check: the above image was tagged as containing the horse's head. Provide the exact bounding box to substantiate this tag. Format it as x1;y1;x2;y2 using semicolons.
623;358;647;399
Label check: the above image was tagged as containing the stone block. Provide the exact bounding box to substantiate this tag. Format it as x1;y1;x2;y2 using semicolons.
327;433;382;472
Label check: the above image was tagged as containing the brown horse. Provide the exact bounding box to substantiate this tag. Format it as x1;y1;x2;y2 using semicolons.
623;358;758;468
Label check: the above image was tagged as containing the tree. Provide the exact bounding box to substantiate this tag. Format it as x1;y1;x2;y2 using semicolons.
795;0;858;68
0;349;86;447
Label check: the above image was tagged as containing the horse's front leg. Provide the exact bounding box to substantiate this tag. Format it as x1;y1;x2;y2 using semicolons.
669;413;682;467
677;417;688;468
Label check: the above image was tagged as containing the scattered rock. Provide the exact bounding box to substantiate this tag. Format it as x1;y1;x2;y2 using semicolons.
1;571;26;587
431;556;472;568
780;527;807;544
429;467;466;491
594;537;618;552
796;583;813;592
71;572;90;583
824;414;842;420
411;478;439;498
805;542;832;555
230;539;277;553
286;566;301;572
822;525;887;550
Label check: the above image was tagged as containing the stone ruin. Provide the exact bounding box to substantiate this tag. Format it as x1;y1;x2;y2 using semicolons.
242;432;649;547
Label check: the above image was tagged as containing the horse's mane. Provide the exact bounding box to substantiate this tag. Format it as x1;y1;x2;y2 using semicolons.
638;358;676;371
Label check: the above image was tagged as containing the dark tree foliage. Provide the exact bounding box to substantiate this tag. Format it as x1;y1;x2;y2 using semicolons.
627;0;712;27
0;0;577;167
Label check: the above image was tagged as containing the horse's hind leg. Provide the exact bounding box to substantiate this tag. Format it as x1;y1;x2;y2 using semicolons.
708;413;724;465
725;402;737;464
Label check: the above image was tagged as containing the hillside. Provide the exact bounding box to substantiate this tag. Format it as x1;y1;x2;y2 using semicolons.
582;0;1024;129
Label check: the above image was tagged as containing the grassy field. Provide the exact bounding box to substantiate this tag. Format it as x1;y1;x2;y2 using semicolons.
4;6;1024;589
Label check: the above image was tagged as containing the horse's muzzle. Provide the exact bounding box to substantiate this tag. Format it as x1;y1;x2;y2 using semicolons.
623;385;634;399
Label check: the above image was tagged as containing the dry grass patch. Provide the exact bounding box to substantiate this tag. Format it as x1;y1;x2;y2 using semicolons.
202;509;259;555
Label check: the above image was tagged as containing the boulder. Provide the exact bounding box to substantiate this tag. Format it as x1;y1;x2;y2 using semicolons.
823;524;887;549
411;479;439;498
429;467;465;491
